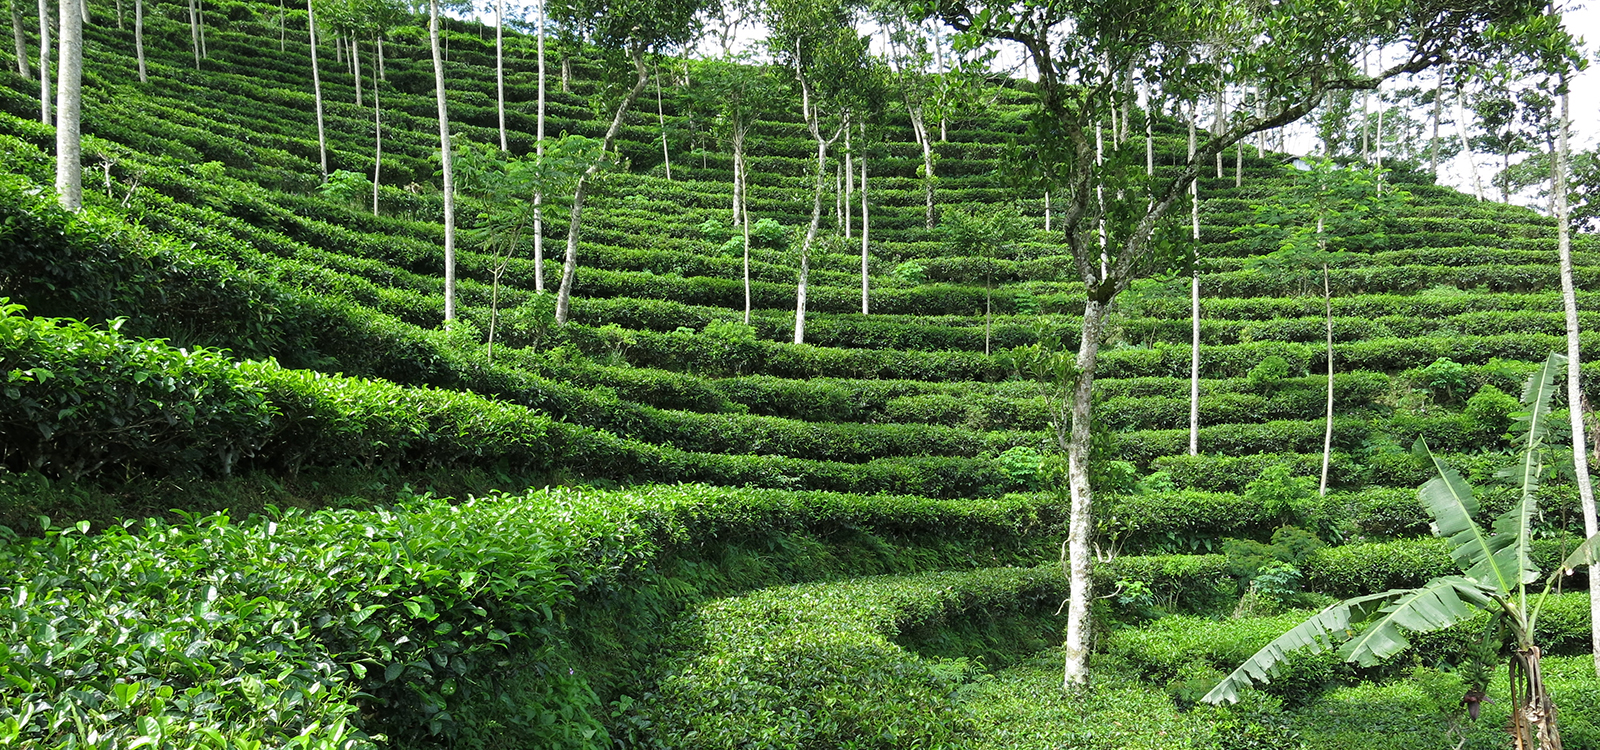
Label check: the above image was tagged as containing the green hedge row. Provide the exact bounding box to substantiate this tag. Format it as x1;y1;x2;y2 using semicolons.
0;483;1068;748
649;565;1065;748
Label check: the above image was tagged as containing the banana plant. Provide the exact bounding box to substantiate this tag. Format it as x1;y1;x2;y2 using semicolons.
1203;352;1600;750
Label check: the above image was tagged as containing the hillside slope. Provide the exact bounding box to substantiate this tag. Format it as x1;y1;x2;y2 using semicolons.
0;2;1597;748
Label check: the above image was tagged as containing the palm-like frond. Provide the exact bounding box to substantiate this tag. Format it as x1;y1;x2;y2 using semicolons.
1202;577;1489;705
1492;352;1564;589
1416;441;1515;593
1556;533;1600;576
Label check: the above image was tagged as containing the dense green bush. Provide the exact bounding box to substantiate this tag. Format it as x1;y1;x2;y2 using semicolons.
649;566;1064;748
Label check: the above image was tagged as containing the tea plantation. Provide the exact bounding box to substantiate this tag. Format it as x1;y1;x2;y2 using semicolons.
1;1;1597;748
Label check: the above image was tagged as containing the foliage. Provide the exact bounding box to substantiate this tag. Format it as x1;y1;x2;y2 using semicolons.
1204;353;1600;721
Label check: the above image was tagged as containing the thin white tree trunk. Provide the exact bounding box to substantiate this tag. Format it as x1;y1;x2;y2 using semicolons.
1320;257;1334;496
1062;299;1108;687
196;0;206;58
1551;84;1599;677
1235;142;1242;187
1361;49;1370;162
11;0;29;78
429;0;456;321
1457;91;1485;200
910;107;935;229
495;0;505;150
796;130;827;344
277;0;283;51
372;46;381;214
308;0;326;178
54;0;81;211
1045;190;1050;232
736;138;750;323
134;0;144;82
1189;112;1200;456
353;38;362;107
187;0;199;68
533;0;545;291
1429;79;1443;174
37;0;49;123
843;122;851;239
861;124;869;315
556;47;648;326
656;65;670;180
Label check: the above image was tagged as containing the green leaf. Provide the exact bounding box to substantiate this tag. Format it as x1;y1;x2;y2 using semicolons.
1553;533;1600;576
1416;440;1516;593
1203;578;1488;705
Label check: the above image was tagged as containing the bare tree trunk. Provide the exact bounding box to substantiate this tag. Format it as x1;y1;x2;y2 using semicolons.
1457;89;1485;200
736;137;751;323
308;0;326;179
1551;84;1599;677
1235;142;1242;187
36;0;49;123
1428;78;1443;175
561;54;569;93
352;38;362;107
1361;49;1370;162
113;0;120;28
495;0;505;150
277;0;283;51
196;0;205;58
860;123;869;315
1044;190;1050;232
11;0;29;78
533;0;545;291
1189;110;1200;456
134;0;144;82
372;45;381;214
655;64;670;180
54;0;80;211
843;120;851;239
912;107;935;229
795;131;827;344
1320;257;1334;496
556;47;648;326
429;0;456;321
1062;299;1109;687
186;0;199;68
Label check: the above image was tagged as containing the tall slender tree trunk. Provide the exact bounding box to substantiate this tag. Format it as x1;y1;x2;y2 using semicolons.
735;135;750;323
307;0;326;178
352;38;362;107
36;0;49;123
134;0;144;82
277;0;283;51
1428;78;1443;174
429;0;456;322
860;123;869;315
372;45;381;214
795;131;828;344
1044;191;1050;232
532;0;545;291
561;54;569;93
196;0;206;58
187;0;199;68
1551;84;1599;677
1320;255;1334;496
11;0;29;78
1361;50;1370;162
1188;110;1200;456
54;0;80;211
1062;298;1109;687
843;122;851;239
495;0;505;150
655;64;670;180
1457;90;1485;201
909;105;935;229
555;47;648;326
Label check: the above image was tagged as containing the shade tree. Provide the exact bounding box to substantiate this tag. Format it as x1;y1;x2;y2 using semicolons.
764;0;872;344
550;0;711;326
927;0;1557;688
